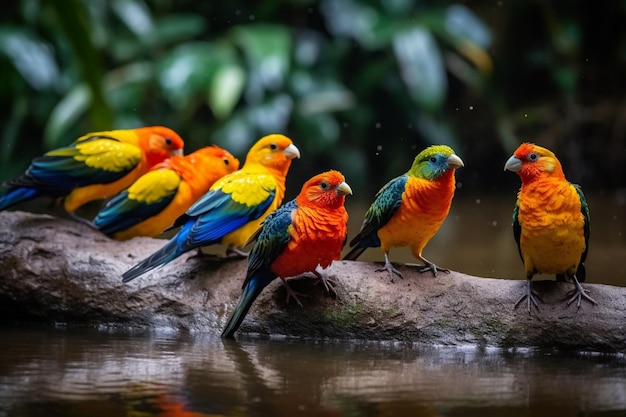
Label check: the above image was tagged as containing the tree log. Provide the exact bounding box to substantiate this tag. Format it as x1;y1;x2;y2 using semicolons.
0;210;624;352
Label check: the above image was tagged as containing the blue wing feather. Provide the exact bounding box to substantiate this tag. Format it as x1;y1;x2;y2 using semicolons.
9;137;133;192
183;189;275;248
244;199;296;286
94;190;175;236
347;175;407;251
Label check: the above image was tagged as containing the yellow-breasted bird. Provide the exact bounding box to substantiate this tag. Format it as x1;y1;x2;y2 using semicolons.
343;145;463;280
122;134;300;283
93;145;239;240
505;142;596;312
0;126;185;216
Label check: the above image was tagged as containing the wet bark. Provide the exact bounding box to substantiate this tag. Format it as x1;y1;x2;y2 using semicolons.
0;210;624;352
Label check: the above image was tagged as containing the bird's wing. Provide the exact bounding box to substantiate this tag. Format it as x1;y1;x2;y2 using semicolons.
94;169;180;234
349;174;407;247
13;136;142;190
180;172;277;247
512;201;523;263
244;200;296;288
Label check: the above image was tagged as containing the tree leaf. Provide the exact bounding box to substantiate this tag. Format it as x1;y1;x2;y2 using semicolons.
208;63;246;120
157;42;239;110
230;24;291;102
444;4;492;49
0;26;59;91
393;26;446;111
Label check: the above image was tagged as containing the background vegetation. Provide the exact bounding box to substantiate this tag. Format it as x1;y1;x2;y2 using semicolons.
1;0;624;198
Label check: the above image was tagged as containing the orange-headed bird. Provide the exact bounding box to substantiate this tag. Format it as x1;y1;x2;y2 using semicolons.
93;145;239;240
221;170;352;338
505;142;596;312
343;145;463;280
0;126;184;215
122;134;300;283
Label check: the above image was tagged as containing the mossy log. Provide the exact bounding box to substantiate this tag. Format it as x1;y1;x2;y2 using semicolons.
0;210;624;352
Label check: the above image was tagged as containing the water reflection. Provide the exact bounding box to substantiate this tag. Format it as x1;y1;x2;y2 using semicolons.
1;325;625;417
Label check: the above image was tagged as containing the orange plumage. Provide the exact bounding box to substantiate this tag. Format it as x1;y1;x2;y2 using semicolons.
344;145;464;279
94;145;239;240
505;142;595;312
221;170;352;338
271;171;351;279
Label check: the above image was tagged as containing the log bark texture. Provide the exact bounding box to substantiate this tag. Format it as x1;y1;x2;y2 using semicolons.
0;211;624;352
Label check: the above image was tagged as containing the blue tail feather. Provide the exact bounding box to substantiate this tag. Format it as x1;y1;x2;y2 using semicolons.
121;222;195;283
0;187;40;211
221;271;275;338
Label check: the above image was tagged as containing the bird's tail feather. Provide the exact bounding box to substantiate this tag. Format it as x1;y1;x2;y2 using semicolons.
342;245;367;261
0;187;39;211
221;278;265;338
122;239;182;283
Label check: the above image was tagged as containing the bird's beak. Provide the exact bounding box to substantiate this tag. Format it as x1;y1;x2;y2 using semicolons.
336;181;353;196
504;155;522;172
447;154;464;169
172;149;184;156
284;144;301;159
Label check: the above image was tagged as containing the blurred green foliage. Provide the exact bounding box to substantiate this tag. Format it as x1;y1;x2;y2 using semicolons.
0;0;624;195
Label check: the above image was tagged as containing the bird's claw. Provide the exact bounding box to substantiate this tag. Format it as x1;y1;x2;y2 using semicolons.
312;271;337;295
376;262;403;282
419;262;449;277
514;281;542;314
186;248;222;262
282;281;308;307
566;281;597;309
226;246;248;258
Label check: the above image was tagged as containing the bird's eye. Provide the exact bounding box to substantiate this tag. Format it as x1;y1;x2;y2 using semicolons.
270;143;278;150
165;137;173;146
430;157;437;163
529;153;538;161
223;158;229;165
320;181;329;190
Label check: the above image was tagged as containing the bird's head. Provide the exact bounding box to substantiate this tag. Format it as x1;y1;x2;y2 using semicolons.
244;134;300;176
298;170;352;209
191;145;240;174
504;142;565;182
408;145;464;181
139;126;185;167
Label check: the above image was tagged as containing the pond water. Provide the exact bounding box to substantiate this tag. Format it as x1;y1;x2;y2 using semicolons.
0;325;625;417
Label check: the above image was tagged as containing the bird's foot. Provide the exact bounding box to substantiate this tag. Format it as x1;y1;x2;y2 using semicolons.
566;280;597;309
186;248;222;262
282;280;308;307
514;282;542;314
226;246;248;258
419;262;450;277
311;270;337;295
67;210;95;227
376;261;403;283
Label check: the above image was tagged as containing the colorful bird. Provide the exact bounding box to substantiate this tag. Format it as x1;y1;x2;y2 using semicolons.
93;145;240;240
0;126;185;216
122;134;300;283
504;142;596;312
343;145;463;280
221;170;352;338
